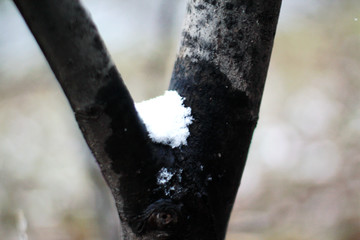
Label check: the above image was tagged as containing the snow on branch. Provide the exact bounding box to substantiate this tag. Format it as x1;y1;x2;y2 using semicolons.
135;91;193;148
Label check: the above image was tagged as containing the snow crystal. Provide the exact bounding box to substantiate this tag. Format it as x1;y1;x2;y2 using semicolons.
157;167;174;185
135;90;193;148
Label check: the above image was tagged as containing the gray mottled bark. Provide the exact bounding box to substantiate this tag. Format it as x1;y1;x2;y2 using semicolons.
13;0;281;239
168;1;282;239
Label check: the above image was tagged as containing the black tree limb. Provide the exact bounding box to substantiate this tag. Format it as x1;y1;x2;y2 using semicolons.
169;1;282;238
13;0;282;239
13;0;161;225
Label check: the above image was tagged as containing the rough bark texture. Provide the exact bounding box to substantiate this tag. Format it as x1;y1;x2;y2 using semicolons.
13;0;281;240
168;1;282;239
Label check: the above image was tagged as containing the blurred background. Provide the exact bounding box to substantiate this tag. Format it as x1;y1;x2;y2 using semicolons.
0;0;359;239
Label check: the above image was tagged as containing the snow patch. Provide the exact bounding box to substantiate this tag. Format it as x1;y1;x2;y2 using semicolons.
135;90;193;148
157;167;174;185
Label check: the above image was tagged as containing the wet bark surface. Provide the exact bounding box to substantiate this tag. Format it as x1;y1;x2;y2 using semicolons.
13;0;281;239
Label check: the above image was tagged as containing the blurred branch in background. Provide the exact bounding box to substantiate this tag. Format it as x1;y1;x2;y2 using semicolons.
0;0;359;240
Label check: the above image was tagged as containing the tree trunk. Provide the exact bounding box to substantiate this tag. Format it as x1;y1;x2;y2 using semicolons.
13;0;281;239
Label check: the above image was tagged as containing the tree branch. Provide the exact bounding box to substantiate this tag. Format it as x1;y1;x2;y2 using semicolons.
13;0;162;223
13;0;282;239
169;0;282;238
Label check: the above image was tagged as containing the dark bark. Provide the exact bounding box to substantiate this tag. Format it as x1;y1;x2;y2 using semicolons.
13;0;281;240
169;1;282;238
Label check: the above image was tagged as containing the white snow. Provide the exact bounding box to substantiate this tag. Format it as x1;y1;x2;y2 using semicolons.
157;167;174;185
135;90;193;148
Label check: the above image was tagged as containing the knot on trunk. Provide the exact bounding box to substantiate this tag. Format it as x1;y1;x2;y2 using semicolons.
130;199;184;239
